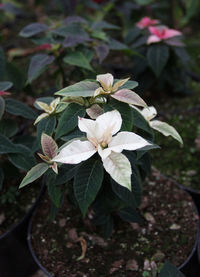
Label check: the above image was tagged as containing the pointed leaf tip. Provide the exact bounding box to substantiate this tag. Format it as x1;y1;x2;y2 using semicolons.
19;163;49;188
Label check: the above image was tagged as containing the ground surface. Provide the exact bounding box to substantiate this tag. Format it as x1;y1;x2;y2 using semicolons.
0;181;41;235
30;169;198;277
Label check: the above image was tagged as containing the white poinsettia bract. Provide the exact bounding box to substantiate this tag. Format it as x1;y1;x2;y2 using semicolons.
133;106;183;144
52;110;151;191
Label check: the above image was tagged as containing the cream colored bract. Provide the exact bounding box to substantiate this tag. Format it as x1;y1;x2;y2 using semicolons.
53;110;151;190
34;97;60;124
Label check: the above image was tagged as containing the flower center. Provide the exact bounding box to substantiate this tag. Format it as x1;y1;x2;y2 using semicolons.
100;141;108;149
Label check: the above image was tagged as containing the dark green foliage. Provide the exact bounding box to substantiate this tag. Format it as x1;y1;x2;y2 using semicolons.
73;159;104;216
104;98;133;131
55;103;85;139
147;44;170;77
28;54;55;83
5;99;37;120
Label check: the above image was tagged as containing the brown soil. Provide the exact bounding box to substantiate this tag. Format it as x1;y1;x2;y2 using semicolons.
0;180;42;235
31;169;199;277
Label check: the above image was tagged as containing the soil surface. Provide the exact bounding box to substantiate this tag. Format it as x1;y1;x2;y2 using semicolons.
0;180;42;235
31;169;199;277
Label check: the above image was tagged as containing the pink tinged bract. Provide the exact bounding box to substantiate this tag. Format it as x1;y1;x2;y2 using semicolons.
0;91;10;96
41;133;58;159
86;104;104;119
162;29;182;39
147;35;162;44
148;26;182;44
136;17;159;29
111;88;147;107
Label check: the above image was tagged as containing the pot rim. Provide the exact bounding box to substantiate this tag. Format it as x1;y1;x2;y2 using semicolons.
27;178;200;277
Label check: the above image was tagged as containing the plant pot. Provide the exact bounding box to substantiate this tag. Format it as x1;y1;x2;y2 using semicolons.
27;171;200;277
163;175;200;268
0;179;45;277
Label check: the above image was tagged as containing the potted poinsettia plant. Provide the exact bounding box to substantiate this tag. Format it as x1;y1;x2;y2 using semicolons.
17;73;198;276
20;73;182;194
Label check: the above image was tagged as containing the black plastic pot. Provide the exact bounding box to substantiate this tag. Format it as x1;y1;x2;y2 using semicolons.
0;180;45;277
27;184;200;277
167;177;200;270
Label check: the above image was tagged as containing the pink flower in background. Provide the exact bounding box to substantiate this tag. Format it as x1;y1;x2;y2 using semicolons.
0;91;10;96
35;43;52;51
136;16;160;29
147;26;182;44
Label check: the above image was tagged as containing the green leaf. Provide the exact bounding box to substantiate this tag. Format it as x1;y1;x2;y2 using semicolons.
158;260;185;277
13;135;37;151
0;96;5;120
8;151;36;171
28;54;55;83
124;27;141;44
131;169;142;206
136;143;160;160
137;152;152;176
19;23;49;37
6;62;25;89
61;128;84;142
91;20;120;30
135;0;154;5
108;38;128;50
114;79;138;90
181;0;199;26
0;47;5;79
47;176;63;208
52;23;88;38
55;103;85;139
5;99;37;119
55;164;80;185
104;98;133;131
63;51;93;71
19;163;48;188
173;47;190;68
73;159;104;216
147;44;169;77
0;81;13;91
111;179;137;208
0;134;18;154
0;168;4;190
91;30;108;42
0;119;18;137
55;81;99;97
37;116;56;143
118;207;142;223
